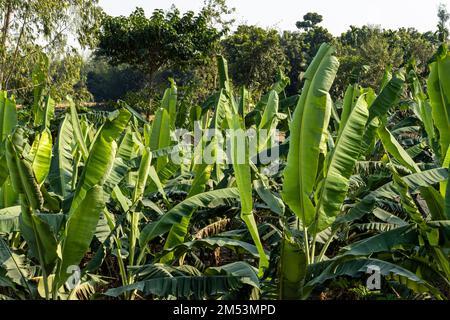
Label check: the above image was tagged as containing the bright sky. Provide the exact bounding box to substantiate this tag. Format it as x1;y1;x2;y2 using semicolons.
99;0;450;35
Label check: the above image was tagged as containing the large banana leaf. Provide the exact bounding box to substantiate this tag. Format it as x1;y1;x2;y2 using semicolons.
19;197;57;276
48;114;74;197
228;113;269;274
132;147;152;203
360;77;404;154
313;95;368;232
0;238;31;290
282;43;339;227
339;84;359;133
161;79;177;128
342;225;418;256
28;128;52;185
117;129;141;161
56;185;105;288
129;147;152;266
253;177;285;216
367;77;404;123
159;237;260;260
8;137;57;274
42;96;55;129
150;108;171;172
15;148;44;210
0;178;17;207
377;126;420;172
257;90;279;152
427;48;450;156
0;91;17;144
68;98;89;160
340;168;448;223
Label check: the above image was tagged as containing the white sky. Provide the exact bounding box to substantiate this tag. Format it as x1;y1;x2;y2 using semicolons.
99;0;450;35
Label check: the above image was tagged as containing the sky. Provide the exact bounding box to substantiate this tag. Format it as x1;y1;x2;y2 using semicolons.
98;0;450;35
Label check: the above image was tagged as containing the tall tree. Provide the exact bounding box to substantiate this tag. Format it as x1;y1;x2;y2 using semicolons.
437;3;449;42
295;12;333;59
222;25;288;95
280;12;333;94
0;0;102;93
95;7;222;85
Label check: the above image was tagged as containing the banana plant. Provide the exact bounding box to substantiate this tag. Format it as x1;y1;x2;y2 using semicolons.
1;94;131;299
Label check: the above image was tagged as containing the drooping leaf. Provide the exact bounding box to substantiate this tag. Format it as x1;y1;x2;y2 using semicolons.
139;188;240;247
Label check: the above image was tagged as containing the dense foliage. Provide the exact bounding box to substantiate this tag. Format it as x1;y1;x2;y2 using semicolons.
0;0;450;301
1;37;450;299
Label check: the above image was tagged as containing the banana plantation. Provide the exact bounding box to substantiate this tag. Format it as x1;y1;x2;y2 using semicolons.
0;42;449;301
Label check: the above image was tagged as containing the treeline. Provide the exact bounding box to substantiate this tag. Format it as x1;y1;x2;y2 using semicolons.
0;0;448;112
85;2;448;114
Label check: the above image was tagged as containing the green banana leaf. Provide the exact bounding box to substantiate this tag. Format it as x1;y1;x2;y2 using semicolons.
313;95;368;232
427;48;450;156
340;168;448;223
342;225;417;256
162;162;213;263
339;84;359;133
48;114;74;197
28;128;52;185
228;113;269;274
161;79;177;128
42;96;55;129
105;262;257;299
377;126;420;173
68;98;89;160
159;237;260;260
132;147;152;203
360;77;404;155
0;91;17;144
56;185;105;288
282;43;339;227
150;108;171;173
0;238;31;290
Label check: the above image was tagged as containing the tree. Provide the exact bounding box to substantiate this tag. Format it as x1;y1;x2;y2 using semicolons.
295;12;324;30
222;25;288;95
201;0;235;32
280;12;333;94
0;0;102;95
437;3;449;42
280;31;306;95
334;26;435;95
96;7;222;84
295;12;333;61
